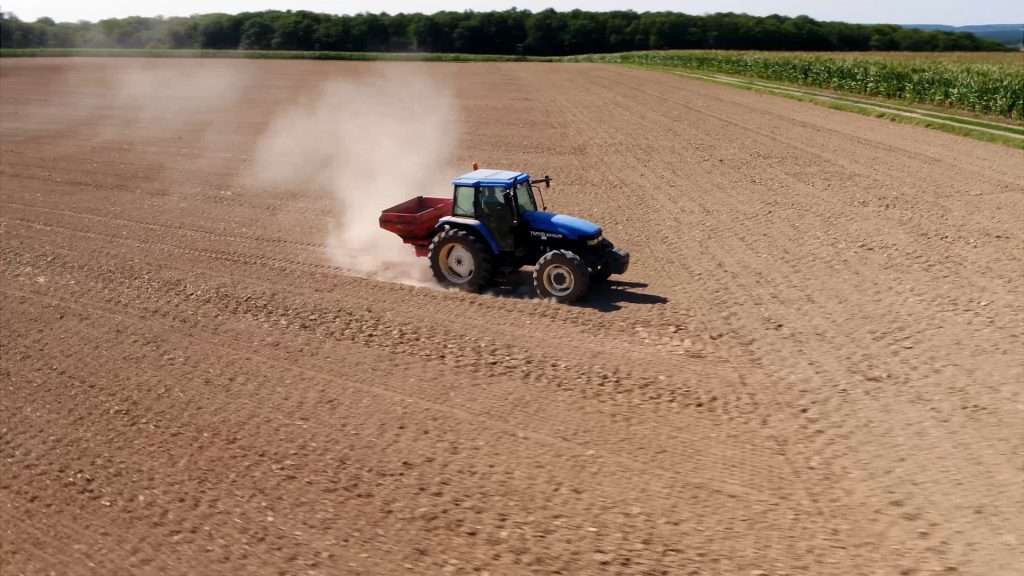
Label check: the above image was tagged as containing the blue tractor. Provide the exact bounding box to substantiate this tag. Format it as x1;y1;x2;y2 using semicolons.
379;166;629;303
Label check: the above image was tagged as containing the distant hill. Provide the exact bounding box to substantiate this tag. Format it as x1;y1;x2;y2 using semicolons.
902;24;1023;48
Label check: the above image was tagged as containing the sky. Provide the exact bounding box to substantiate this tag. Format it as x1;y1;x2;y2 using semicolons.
3;1;1021;26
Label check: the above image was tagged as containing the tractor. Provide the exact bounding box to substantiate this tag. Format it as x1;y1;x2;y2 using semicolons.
379;166;629;303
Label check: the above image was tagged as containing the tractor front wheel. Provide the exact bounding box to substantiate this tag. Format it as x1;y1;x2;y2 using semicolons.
534;250;589;303
428;228;493;292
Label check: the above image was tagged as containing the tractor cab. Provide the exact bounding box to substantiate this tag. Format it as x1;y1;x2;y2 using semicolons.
445;168;603;255
449;169;531;252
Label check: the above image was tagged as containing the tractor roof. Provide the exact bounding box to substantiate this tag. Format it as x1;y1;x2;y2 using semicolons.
452;169;529;188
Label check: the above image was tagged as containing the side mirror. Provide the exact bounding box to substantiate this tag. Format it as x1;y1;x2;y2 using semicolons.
530;175;552;188
529;174;552;210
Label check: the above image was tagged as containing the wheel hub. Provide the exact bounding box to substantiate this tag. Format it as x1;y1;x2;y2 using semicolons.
542;264;575;296
440;244;474;283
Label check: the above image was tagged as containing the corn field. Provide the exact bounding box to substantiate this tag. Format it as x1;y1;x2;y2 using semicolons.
579;51;1024;120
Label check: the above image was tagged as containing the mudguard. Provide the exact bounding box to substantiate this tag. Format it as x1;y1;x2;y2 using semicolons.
436;216;501;255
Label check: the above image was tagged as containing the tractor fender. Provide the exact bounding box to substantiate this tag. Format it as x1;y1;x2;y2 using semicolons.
436;216;500;255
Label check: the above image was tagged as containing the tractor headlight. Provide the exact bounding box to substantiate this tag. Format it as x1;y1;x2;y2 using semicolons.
586;236;602;246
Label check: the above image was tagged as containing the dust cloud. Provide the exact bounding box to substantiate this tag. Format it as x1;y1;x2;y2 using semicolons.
110;60;251;122
108;61;254;166
1;59;253;158
248;64;458;285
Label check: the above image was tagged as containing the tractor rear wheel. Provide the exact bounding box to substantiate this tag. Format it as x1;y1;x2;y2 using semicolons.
534;250;589;303
428;228;493;292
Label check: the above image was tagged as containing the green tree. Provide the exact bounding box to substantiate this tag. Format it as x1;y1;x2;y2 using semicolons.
0;9;1010;54
271;11;319;50
525;9;565;55
314;17;350;51
197;14;240;50
239;18;273;50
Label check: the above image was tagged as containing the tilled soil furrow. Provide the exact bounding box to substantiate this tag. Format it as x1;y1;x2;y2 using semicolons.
2;58;1020;576
0;209;706;365
537;65;1022;571
1;285;788;505
1;227;791;499
602;66;1024;186
2;289;844;574
1;201;325;249
531;66;866;550
1;222;763;427
488;63;1022;573
0;165;332;219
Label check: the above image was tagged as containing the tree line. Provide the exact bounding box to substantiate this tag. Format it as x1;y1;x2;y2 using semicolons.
0;9;1009;54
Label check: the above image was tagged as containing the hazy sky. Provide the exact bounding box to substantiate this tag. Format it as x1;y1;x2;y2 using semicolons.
4;1;1021;26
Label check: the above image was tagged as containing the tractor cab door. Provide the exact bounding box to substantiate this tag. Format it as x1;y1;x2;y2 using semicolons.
475;186;516;252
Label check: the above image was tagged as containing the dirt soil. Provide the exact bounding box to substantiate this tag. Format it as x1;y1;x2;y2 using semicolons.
1;58;1021;576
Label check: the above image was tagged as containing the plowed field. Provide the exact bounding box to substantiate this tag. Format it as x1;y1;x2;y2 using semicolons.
2;58;1021;575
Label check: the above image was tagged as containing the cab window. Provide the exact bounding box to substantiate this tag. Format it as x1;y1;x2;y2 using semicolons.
453;186;475;217
514;182;537;212
477;186;507;212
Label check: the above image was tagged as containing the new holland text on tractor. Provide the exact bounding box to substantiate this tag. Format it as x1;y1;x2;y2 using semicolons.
379;166;629;303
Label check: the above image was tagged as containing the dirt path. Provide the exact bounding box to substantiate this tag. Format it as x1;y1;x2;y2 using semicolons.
2;58;1021;575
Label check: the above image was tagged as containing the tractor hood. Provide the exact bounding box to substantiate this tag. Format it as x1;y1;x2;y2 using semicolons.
522;211;602;241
